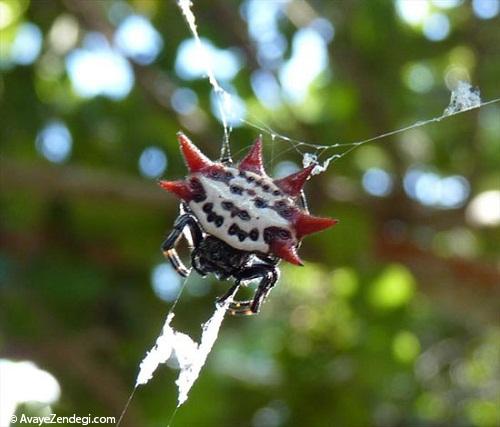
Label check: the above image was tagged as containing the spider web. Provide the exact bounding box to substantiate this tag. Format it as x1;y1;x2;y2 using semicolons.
179;1;499;176
118;2;500;425
241;91;499;176
116;273;237;426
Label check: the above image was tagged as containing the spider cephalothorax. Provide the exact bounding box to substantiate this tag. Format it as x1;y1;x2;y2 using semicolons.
159;132;337;315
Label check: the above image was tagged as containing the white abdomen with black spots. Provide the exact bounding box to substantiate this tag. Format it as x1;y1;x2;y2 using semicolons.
189;169;293;253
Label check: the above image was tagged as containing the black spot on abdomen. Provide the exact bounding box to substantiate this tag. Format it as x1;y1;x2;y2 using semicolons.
207;167;233;184
254;197;268;208
221;201;234;210
237;210;251;221
190;178;207;203
205;206;224;227
230;185;243;195
228;223;247;242
223;200;251;221
202;203;213;213
272;200;295;220
264;227;292;244
228;224;239;235
249;228;259;241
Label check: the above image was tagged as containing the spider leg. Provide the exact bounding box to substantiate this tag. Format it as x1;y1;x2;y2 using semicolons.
226;264;279;316
161;213;203;277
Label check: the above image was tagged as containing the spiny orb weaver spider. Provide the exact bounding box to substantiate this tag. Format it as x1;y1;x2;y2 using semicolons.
159;132;337;315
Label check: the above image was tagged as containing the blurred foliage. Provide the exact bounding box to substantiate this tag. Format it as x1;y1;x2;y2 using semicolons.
1;1;499;427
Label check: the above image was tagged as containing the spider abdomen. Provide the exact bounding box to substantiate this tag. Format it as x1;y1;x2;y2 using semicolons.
189;168;293;253
160;132;337;265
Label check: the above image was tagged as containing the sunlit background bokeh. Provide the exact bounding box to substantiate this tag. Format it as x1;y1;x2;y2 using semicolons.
1;1;499;426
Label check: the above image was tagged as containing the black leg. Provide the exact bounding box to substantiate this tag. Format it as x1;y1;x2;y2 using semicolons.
224;264;279;316
161;214;203;277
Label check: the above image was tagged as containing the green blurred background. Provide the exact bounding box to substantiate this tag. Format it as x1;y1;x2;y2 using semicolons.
1;0;499;426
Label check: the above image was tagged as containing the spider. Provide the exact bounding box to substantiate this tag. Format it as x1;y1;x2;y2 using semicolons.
159;132;337;315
